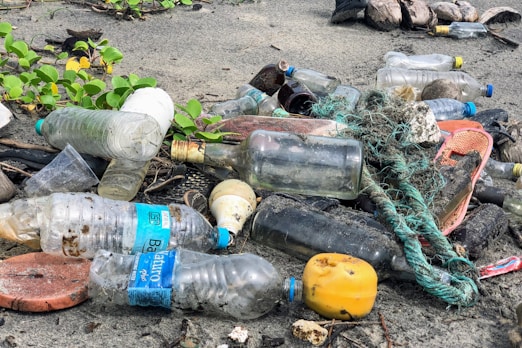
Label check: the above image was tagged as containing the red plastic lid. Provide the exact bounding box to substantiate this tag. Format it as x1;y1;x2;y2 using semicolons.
0;252;91;312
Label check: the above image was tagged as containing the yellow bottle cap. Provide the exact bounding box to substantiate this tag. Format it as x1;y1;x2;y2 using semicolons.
454;56;463;69
434;25;449;35
513;163;522;177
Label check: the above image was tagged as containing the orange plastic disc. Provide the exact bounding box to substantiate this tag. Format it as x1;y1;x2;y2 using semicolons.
0;252;91;312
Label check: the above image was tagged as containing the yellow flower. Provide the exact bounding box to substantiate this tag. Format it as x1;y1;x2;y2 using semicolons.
66;57;91;72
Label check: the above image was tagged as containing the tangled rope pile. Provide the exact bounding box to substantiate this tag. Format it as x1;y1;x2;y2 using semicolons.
312;91;479;307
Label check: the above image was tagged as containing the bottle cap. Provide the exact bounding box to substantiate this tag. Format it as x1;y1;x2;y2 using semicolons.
214;226;231;249
35;119;44;135
485;84;494;97
285;66;295;77
464;102;477;116
513;163;522;177
454;56;463;69
434;25;449;35
278;59;290;72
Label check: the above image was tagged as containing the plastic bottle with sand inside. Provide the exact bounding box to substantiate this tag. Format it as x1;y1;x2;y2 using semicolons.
0;192;230;258
375;67;493;102
384;51;463;71
88;248;302;320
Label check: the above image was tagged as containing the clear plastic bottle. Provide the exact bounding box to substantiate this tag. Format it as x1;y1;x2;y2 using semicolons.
209;95;258;119
384;51;463;71
98;87;174;201
0;192;230;258
285;65;341;96
236;84;280;116
248;59;289;96
434;22;488;39
330;84;362;112
170;129;363;200
421;98;476;121
35;108;163;161
88;248;301;320
375;67;494;102
484;158;522;180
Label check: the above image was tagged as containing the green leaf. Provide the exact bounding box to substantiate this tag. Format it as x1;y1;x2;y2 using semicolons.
18;58;30;70
97;38;109;47
173;133;188;141
39;94;57;109
35;65;59;83
3;74;23;89
20;95;33;103
80;96;95;109
0;58;8;67
77;70;90;81
95;92;109;109
4;33;13;52
128;0;140;5
184;99;202;118
83;79;106;96
62;70;78;84
0;22;12;37
43;44;55;52
160;0;175;8
127;73;140;86
180;0;192;5
73;40;89;52
57;52;69;60
131;77;156;89
9;40;29;58
195;131;224;142
174;113;196;129
202;115;223;124
8;86;23;98
25;50;41;65
105;91;122;108
100;46;123;65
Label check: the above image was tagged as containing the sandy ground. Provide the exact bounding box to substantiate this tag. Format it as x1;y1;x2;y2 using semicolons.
0;0;521;347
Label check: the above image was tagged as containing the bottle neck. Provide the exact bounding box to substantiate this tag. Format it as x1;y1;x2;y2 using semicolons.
201;142;241;169
283;277;303;303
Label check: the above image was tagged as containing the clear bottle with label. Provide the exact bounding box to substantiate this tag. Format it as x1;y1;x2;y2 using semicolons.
248;59;289;96
236;84;280;116
384;51;463;71
0;192;230;258
434;22;488;39
285;65;341;96
35;108;164;161
421;98;476;121
88;248;302;320
375;67;493;102
170;129;363;200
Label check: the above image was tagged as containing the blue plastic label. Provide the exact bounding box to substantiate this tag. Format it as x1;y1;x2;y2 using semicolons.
132;203;171;254
127;250;176;308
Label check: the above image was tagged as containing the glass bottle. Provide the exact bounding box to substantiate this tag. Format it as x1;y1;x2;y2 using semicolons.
277;79;318;116
88;249;302;320
484;158;522;180
375;67;493;102
434;22;488;39
384;51;463;71
248;59;289;96
421;98;476;121
236;84;280;116
209;95;259;119
170;129;363;200
330;84;362;112
285;65;341;96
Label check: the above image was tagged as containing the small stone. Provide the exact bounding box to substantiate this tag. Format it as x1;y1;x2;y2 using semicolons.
291;319;328;346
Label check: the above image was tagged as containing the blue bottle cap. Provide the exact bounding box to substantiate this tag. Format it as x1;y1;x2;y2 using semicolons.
465;102;477;116
486;84;494;98
35;119;44;135
285;66;295;77
214;227;231;249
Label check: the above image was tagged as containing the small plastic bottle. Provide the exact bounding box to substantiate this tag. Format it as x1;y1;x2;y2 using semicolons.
0;192;230;258
236;84;280;116
484;158;522;180
285;65;341;96
170;129;363;200
421;98;476;121
248;59;289;96
384;51;463;71
434;22;488;39
36;108;163;161
88;248;302;320
375;67;493;102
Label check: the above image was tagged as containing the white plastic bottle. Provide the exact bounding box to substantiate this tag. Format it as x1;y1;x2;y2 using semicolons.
421;98;476;121
97;87;174;201
88;249;302;320
236;84;280;116
384;51;463;71
285;65;341;95
434;22;488;39
375;67;493;102
36;108;163;161
0;192;230;258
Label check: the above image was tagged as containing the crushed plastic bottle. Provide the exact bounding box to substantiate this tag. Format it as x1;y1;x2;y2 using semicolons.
0;192;230;257
88;248;302;320
384;51;463;71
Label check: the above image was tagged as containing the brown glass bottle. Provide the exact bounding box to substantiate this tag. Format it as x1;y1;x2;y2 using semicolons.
248;60;289;96
278;79;318;116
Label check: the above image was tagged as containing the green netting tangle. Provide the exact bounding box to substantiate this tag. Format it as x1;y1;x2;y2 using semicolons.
311;91;479;307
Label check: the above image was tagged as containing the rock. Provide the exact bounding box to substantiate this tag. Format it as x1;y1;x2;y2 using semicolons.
456;1;479;22
291;319;328;346
365;0;402;32
399;0;437;29
429;2;462;23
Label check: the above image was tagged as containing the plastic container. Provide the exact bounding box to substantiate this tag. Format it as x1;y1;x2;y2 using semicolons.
36;107;164;161
277;79;318;116
170;129;363;200
384;51;463;71
421;98;476;121
375;67;493;102
285;65;341;96
0;192;230;257
434;22;488;39
248;59;289;96
88;248;301;320
236;84;280;116
484;158;522;180
97;87;174;201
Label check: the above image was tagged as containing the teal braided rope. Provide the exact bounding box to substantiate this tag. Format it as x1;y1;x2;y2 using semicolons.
361;166;479;307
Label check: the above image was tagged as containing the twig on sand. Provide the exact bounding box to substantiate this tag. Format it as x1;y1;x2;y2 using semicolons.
0;138;58;153
379;312;393;348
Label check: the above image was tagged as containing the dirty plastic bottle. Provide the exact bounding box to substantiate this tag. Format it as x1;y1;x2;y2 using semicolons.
421;98;476;121
375;67;493;102
484;158;522;180
170;129;364;200
0;192;230;258
330;84;362;112
236;84;280;116
35;108;163;161
384;51;463;71
88;249;302;320
97;87;174;201
209;95;259;119
285;65;341;96
434;22;488;39
248;59;289;96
